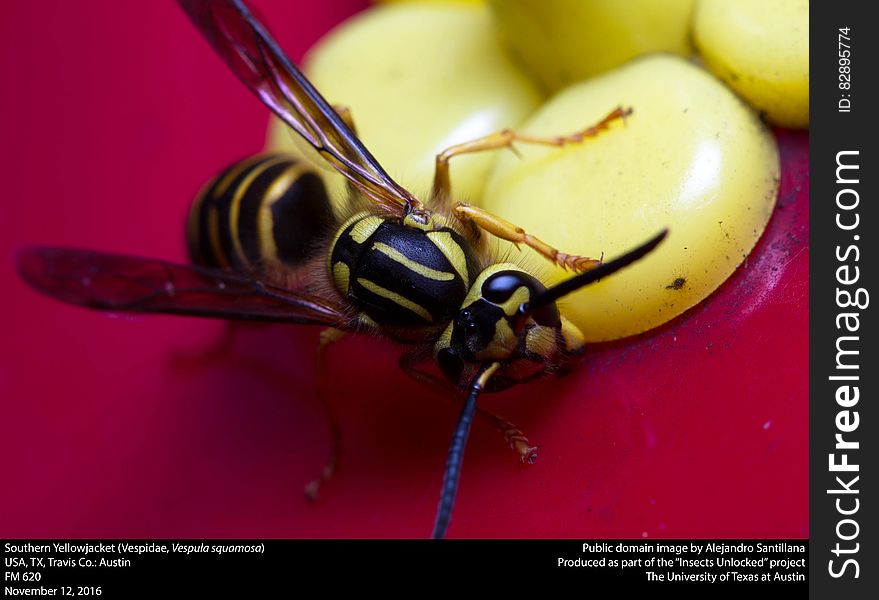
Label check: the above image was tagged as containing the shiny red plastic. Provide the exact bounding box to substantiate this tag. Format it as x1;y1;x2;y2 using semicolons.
2;1;807;538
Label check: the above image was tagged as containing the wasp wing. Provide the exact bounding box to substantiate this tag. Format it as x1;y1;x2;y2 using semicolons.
178;0;420;216
17;247;352;327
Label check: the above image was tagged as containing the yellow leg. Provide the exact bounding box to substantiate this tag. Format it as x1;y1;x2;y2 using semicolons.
430;106;631;206
399;351;539;463
480;412;538;464
304;327;347;501
454;203;603;272
333;104;357;135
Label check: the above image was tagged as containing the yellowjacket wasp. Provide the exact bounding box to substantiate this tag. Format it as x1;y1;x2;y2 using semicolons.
17;0;666;538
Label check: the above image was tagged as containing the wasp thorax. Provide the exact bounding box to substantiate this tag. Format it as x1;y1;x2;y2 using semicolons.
329;212;479;332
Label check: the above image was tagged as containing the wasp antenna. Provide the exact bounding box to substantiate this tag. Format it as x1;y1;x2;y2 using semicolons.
521;229;668;316
432;361;501;539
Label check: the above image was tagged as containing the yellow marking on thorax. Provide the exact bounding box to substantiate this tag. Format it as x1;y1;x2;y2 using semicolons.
371;242;454;281
426;231;469;289
332;262;351;295
356;278;433;322
349;215;384;244
230;156;289;266
256;162;313;264
402;212;443;232
328;211;371;276
357;312;380;329
434;322;454;358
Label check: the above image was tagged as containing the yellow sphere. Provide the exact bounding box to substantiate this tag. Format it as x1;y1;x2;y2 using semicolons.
693;0;809;129
483;55;780;341
489;0;695;93
267;2;541;205
374;0;482;4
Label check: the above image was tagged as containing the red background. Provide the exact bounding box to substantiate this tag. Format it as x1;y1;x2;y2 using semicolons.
2;1;808;538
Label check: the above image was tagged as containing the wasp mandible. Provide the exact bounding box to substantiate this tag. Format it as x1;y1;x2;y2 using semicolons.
17;0;667;538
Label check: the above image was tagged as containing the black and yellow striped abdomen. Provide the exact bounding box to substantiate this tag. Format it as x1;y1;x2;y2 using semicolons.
187;154;335;274
329;213;479;329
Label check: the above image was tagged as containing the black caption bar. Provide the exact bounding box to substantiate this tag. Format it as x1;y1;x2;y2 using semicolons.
2;539;806;596
810;2;877;599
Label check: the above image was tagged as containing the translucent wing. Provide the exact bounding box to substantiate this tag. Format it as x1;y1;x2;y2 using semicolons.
17;247;352;328
178;0;422;216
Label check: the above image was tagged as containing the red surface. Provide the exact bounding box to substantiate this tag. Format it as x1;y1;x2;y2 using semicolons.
1;1;808;538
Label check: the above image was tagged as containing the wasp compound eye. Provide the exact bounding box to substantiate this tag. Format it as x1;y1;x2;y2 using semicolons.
482;270;538;304
481;270;560;327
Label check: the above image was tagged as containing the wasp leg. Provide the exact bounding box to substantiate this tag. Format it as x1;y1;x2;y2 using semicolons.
399;350;539;463
304;327;347;501
398;349;459;394
454;202;603;272
332;104;357;135
478;411;539;465
430;106;631;209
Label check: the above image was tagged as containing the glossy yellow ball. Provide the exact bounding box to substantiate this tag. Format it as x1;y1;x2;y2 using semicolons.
267;2;541;206
483;56;780;341
489;0;695;93
693;0;809;129
374;0;482;4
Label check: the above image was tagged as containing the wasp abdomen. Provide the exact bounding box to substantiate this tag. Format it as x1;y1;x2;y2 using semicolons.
329;215;478;329
187;154;335;273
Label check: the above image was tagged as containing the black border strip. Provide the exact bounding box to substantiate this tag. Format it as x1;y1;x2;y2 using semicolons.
809;2;877;598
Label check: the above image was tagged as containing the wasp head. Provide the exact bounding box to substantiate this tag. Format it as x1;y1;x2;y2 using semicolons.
434;264;586;392
431;228;669;392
